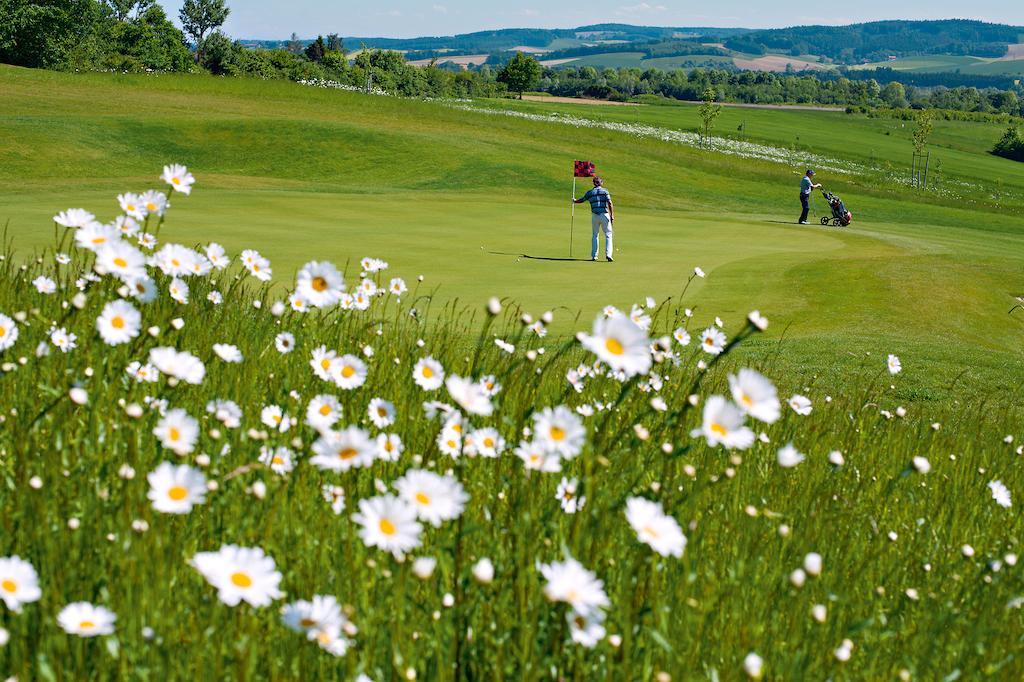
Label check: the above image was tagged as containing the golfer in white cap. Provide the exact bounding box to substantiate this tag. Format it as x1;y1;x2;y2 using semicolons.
573;176;615;262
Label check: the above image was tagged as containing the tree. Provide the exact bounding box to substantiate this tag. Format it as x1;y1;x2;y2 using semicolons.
992;124;1024;162
881;81;908;108
912;109;933;155
103;0;153;21
179;0;229;63
496;52;541;99
326;33;344;54
698;87;722;148
305;35;326;63
0;0;100;68
286;32;303;55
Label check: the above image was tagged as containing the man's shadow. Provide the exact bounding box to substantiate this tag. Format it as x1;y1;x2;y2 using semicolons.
489;251;592;262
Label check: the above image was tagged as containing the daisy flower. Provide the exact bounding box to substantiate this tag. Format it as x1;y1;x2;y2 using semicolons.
53;208;95;228
0;313;20;352
322;485;346;515
296;261;345;308
240;249;272;281
691;395;755;450
436;425;463;458
673;327;691;346
699;326;727;355
539;556;609;617
789;395;813;415
96;299;141;346
275;332;295;354
479;375;502;396
57;602;116;637
259;446;295;475
466;427;504;458
389;278;407;296
206;242;230;269
149;347;205;384
568;610;606;648
579;313;652;377
49;327;76;353
556;477;586;514
990;480;1012;508
444;375;493;416
191;545;283;607
213;343;243;363
282;594;346;637
367;398;396;428
118;192;145;220
153;244;196;277
260;405;290;433
161;164;195;195
888;354;902;375
289;293;309;313
310;346;337;380
74;222;120;251
206;399;242;428
777;443;805;468
32;276;56;294
95;240;147;281
112;215;140;238
352;494;423;557
728;369;781;424
126;361;160;383
332;354;368;390
625;497;687;558
147;462;207;514
629;304;651;330
141;189;168;216
207;291;223;305
413;357;445;390
376;433;404;462
310;426;376;472
533;406;586;459
127;276;158;303
169;277;189;304
153;409;199;455
394;469;469;527
0;556;42;610
514;441;562;472
306;394;342;431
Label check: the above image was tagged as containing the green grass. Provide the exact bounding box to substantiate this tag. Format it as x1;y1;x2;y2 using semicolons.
854;55;1024;76
2;67;1024;680
1;65;1024;404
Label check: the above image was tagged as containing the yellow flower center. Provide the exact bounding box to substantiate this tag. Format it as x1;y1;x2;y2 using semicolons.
338;448;358;460
230;572;252;588
299;617;316;627
341;366;355;379
0;328;6;337
484;437;494;447
643;525;659;539
168;426;181;441
379;519;396;536
91;237;105;245
111;316;125;329
740;393;753;407
272;456;284;465
415;492;431;505
320;358;331;370
710;422;727;437
451;423;462;434
167;486;188;501
113;257;128;268
319;405;331;416
311;276;328;292
146;202;157;211
79;620;95;629
172;177;181;185
377;407;388;417
605;338;625;356
1;579;16;593
171;259;180;267
550;426;566;441
422;366;433;378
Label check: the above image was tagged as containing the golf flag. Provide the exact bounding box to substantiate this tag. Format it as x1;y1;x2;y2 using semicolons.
574;160;596;178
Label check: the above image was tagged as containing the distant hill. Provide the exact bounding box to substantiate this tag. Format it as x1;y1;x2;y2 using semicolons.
724;19;1024;63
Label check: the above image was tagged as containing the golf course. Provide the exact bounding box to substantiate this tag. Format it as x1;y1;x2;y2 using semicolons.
2;65;1023;399
2;60;1024;680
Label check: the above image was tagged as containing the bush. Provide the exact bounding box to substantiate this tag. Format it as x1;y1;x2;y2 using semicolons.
992;125;1024;162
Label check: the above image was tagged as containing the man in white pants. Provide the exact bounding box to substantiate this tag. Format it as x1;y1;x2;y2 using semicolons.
574;176;614;262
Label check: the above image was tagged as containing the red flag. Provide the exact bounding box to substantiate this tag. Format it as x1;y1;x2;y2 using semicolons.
574;160;595;178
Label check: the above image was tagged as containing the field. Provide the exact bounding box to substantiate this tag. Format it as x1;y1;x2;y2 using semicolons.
1;66;1024;678
854;55;1024;76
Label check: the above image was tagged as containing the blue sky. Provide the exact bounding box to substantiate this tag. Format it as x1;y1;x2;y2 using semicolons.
159;1;1024;39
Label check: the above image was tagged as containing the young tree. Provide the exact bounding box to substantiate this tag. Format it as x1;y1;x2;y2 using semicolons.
179;0;229;62
104;0;153;21
326;33;344;54
698;87;722;148
912;109;934;155
286;32;303;55
496;52;541;99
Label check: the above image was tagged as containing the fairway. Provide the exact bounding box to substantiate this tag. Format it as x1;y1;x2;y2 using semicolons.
2;65;1024;398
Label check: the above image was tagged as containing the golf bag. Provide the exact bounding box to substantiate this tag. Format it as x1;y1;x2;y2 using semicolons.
820;190;852;227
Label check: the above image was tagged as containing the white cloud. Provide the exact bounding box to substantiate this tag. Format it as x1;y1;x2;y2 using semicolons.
616;2;668;15
432;4;448;13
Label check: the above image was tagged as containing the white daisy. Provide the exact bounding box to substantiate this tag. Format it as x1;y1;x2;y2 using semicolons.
146;462;207;514
990;480;1012;508
259;446;296;475
789;395;813;415
0;314;20;352
394;469;469;528
625;497;687;558
169;277;189;304
32;276;56;294
306;394;342;431
367;398;396;428
161;163;195;195
539;556;609;617
728;369;781;424
556;476;586;514
260;405;290;433
57;602;116;637
332;354;368;390
49;327;76;353
699;327;727;355
191;545;283;607
514;441;562;472
153;408;199;455
96;299;141;346
579;313;652;377
0;556;42;611
413;357;445;390
53;208;95;228
691;395;755;450
275;332;295;354
777;443;806;468
95;240;147;282
533;406;586;459
445;375;493;416
376;433;404;462
213;343;243;363
352;494;422;557
149;347;205;384
888;354;902;375
296;261;345;308
310;426;376;472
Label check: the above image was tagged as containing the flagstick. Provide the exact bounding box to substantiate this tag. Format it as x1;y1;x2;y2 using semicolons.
570;176;576;258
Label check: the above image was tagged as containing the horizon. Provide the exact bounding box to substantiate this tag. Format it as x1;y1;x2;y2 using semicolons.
155;1;1024;41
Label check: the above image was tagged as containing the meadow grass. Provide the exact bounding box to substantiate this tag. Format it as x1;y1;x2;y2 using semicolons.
0;174;1023;680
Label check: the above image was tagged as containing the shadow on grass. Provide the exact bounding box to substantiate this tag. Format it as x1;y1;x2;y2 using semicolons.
488;251;594;262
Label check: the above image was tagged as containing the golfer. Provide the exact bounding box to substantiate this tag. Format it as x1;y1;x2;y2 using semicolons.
574;177;614;262
798;169;821;224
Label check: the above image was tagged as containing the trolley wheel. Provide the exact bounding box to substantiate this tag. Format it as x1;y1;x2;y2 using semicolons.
832;218;842;227
820;217;829;225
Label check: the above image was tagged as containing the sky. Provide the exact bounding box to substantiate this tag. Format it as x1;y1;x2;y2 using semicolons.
158;1;1024;40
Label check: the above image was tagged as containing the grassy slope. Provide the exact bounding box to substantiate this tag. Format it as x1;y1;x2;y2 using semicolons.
1;66;1023;402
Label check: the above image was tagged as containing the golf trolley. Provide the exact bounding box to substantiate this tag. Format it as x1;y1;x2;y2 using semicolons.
819;189;852;227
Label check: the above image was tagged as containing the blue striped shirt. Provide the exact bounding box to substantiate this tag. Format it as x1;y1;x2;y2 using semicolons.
582;187;612;214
